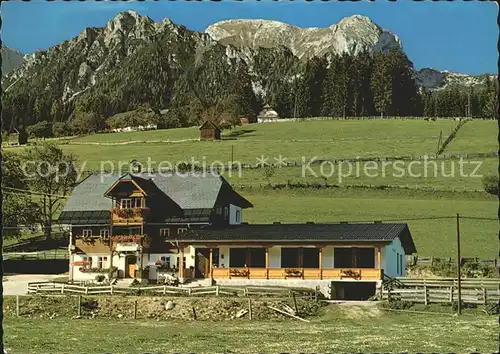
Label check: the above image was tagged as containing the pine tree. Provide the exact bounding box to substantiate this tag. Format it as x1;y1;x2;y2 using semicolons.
371;52;392;118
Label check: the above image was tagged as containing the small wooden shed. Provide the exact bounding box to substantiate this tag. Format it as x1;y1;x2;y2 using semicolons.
239;116;250;125
199;120;221;141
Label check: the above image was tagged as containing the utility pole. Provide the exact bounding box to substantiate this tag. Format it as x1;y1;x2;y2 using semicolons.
293;90;297;120
465;86;472;119
456;213;462;315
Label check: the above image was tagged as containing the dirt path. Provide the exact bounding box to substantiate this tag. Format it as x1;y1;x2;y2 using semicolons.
2;274;66;295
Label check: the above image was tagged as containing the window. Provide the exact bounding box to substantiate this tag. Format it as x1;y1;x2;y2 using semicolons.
399;254;403;275
160;229;170;238
224;207;229;219
160;256;171;268
82;229;92;238
177;228;187;235
396;253;400;275
100;229;109;239
235;209;241;223
97;256;108;269
120;198;132;209
82;256;93;268
216;207;222;215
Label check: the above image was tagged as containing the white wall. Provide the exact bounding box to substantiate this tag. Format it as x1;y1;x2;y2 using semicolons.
322;246;334;268
71;253;111;281
268;247;281;268
381;237;406;278
219;246;230;268
229;204;242;225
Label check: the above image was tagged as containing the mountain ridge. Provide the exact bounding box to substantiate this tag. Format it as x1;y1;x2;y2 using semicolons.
5;11;493;92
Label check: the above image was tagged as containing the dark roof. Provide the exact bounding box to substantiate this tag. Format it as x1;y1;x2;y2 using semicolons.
163;208;212;224
199;121;221;131
177;223;416;254
58;210;110;225
60;172;252;217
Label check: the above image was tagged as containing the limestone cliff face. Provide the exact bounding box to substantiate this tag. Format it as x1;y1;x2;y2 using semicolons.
206;15;402;59
1;46;24;74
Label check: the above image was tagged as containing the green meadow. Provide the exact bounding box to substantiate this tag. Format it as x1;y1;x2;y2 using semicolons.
3;118;498;258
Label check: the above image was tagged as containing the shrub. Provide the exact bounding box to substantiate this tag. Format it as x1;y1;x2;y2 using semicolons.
385;300;414;310
482;175;499;196
451;301;477;311
26;121;52;138
52;121;75;137
485;302;499;315
95;274;105;282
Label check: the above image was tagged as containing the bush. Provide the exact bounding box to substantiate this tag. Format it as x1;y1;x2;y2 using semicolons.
485;302;499;315
26;121;52;138
385;300;414;310
52;121;75;137
451;301;477;311
482;175;499;195
95;274;105;282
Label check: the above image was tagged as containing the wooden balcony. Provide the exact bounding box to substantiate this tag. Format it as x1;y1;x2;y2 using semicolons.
111;207;150;225
211;267;382;281
111;234;151;250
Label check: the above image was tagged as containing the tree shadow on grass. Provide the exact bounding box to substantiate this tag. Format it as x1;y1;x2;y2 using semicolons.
222;129;257;140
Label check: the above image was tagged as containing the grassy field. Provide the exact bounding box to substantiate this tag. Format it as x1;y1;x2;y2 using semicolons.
4;119;462;168
3;304;497;353
446;119;498;154
3;118;497;258
224;157;496;190
239;189;498;258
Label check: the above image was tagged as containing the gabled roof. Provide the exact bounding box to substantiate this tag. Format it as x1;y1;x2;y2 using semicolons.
177;223;417;254
60;172;252;216
199;120;221;131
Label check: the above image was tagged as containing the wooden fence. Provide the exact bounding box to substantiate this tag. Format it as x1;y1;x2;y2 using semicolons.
27;282;318;299
381;277;500;305
381;287;500;305
406;256;499;268
4;248;69;260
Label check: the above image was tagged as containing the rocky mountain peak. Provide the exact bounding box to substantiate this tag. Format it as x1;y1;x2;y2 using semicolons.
206;15;402;59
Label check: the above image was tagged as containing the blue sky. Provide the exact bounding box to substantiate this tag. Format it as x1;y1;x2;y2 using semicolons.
1;0;497;74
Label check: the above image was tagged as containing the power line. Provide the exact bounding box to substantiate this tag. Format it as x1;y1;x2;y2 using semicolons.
2;187;69;199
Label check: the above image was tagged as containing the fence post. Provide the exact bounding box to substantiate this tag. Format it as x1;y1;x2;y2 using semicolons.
424;285;428;305
192;307;197;320
77;295;81;316
449;286;453;303
134;300;138;319
110;285;113;295
85;286;88;295
483;288;487;305
16;295;20;317
216;285;220;297
163;285;166;295
248;298;252;320
387;288;391;302
292;293;298;314
188;288;192;296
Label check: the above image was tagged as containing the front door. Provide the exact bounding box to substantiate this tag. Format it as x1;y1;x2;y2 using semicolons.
126;256;137;278
195;249;211;278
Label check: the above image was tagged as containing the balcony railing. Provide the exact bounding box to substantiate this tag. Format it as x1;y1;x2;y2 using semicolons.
211;267;382;281
111;207;150;224
110;234;151;249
